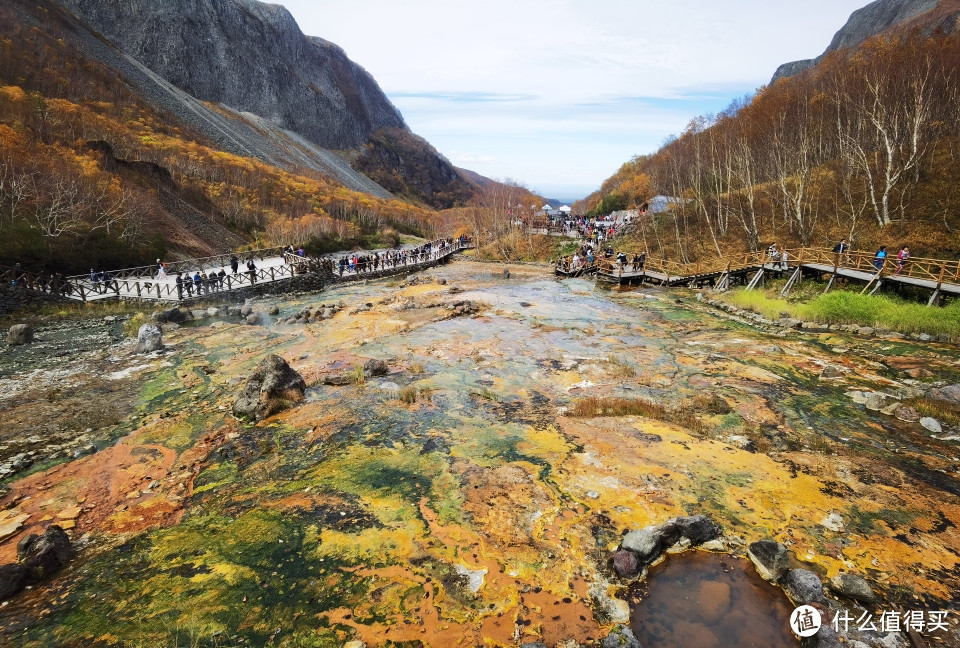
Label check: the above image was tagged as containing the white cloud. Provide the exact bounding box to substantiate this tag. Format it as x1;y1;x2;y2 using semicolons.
280;0;870;198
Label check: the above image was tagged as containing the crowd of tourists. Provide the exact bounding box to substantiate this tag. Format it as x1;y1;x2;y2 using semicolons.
555;244;646;274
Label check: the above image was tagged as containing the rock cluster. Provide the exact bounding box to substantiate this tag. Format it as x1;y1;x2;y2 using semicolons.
232;355;306;421
0;525;72;601
278;302;345;325
613;514;722;578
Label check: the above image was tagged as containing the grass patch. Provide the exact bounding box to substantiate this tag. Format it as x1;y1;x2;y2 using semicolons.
352;365;366;386
905;397;960;428
569;396;704;434
123;312;148;337
408;362;426;375
399;386;432;405
471;387;500;403
722;288;960;340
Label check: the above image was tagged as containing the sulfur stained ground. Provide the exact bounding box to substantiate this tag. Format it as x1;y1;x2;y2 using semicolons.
0;262;959;647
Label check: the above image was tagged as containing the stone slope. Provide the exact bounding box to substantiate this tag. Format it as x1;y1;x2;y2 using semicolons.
772;0;946;82
55;0;405;151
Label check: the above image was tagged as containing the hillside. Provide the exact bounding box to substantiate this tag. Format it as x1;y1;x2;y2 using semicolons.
0;0;444;272
580;3;960;265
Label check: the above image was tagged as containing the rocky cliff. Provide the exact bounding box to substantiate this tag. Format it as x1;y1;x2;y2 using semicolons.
55;0;405;151
48;0;474;207
771;0;952;81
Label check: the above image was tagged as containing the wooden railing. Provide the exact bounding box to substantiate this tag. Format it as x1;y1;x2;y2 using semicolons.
3;238;473;304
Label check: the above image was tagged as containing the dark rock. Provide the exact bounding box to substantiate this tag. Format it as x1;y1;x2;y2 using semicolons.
268;306;280;316
502;269;511;279
363;358;389;377
154;307;190;323
747;540;790;582
17;525;72;583
783;568;826;605
927;383;960;406
436;278;447;285
806;623;844;648
232;354;306;421
612;550;641;578
245;313;263;326
601;624;643;648
828;573;878;604
0;564;28;601
520;643;548;648
675;514;721;545
7;324;34;346
448;286;463;294
134;324;164;353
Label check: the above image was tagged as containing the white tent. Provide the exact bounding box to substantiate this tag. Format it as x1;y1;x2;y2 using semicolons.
541;204;552;211
559;205;572;213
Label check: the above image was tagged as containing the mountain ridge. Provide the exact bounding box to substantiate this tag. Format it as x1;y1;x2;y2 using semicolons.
771;0;955;81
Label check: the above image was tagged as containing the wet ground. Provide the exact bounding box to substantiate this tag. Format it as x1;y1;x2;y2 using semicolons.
0;261;959;647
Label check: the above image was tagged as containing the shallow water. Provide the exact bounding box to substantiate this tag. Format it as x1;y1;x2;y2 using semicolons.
631;552;799;648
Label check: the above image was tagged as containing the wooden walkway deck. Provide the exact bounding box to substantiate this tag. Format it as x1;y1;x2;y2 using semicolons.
589;247;960;305
2;239;473;305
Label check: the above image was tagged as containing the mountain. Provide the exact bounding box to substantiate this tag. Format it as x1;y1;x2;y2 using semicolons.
49;0;473;208
772;0;959;81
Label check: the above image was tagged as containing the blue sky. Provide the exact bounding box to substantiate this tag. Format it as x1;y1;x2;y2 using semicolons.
280;0;871;202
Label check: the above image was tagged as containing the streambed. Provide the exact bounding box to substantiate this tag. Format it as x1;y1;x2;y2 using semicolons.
1;261;958;647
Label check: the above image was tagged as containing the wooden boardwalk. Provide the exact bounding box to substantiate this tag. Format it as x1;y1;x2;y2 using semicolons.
2;239;473;305
589;247;960;305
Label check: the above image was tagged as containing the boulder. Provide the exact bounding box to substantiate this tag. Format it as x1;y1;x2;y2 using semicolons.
674;514;721;545
612;549;641;578
747;540;790;582
621;526;666;563
783;568;825;605
240;304;254;317
828;573;878;604
0;563;28;601
268;306;280;316
864;393;887;411
502;269;511;279
154;307;190;323
245;313;263;326
17;525;72;583
858;327;874;336
206;307;219;317
920;417;943;434
232;355;306;421
134;324;164;354
820;365;844;379
363;358;389;377
520;644;547;648
890;407;919;423
7;324;34;346
927;384;960;406
436;278;447;285
601;625;642;648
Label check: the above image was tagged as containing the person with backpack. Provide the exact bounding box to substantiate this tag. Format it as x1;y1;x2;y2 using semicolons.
832;239;848;268
873;246;887;272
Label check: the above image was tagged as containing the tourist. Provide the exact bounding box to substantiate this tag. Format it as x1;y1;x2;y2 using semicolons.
193;271;202;294
156;259;167;280
230;254;239;275
175;273;184;299
832;239;848;267
246;259;257;283
873;246;887;272
895;246;910;275
218;268;226;288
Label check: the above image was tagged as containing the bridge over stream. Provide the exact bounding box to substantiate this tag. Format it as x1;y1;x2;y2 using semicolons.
583;247;960;305
2;239;473;307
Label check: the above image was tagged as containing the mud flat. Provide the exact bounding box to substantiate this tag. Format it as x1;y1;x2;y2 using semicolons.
1;262;958;647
